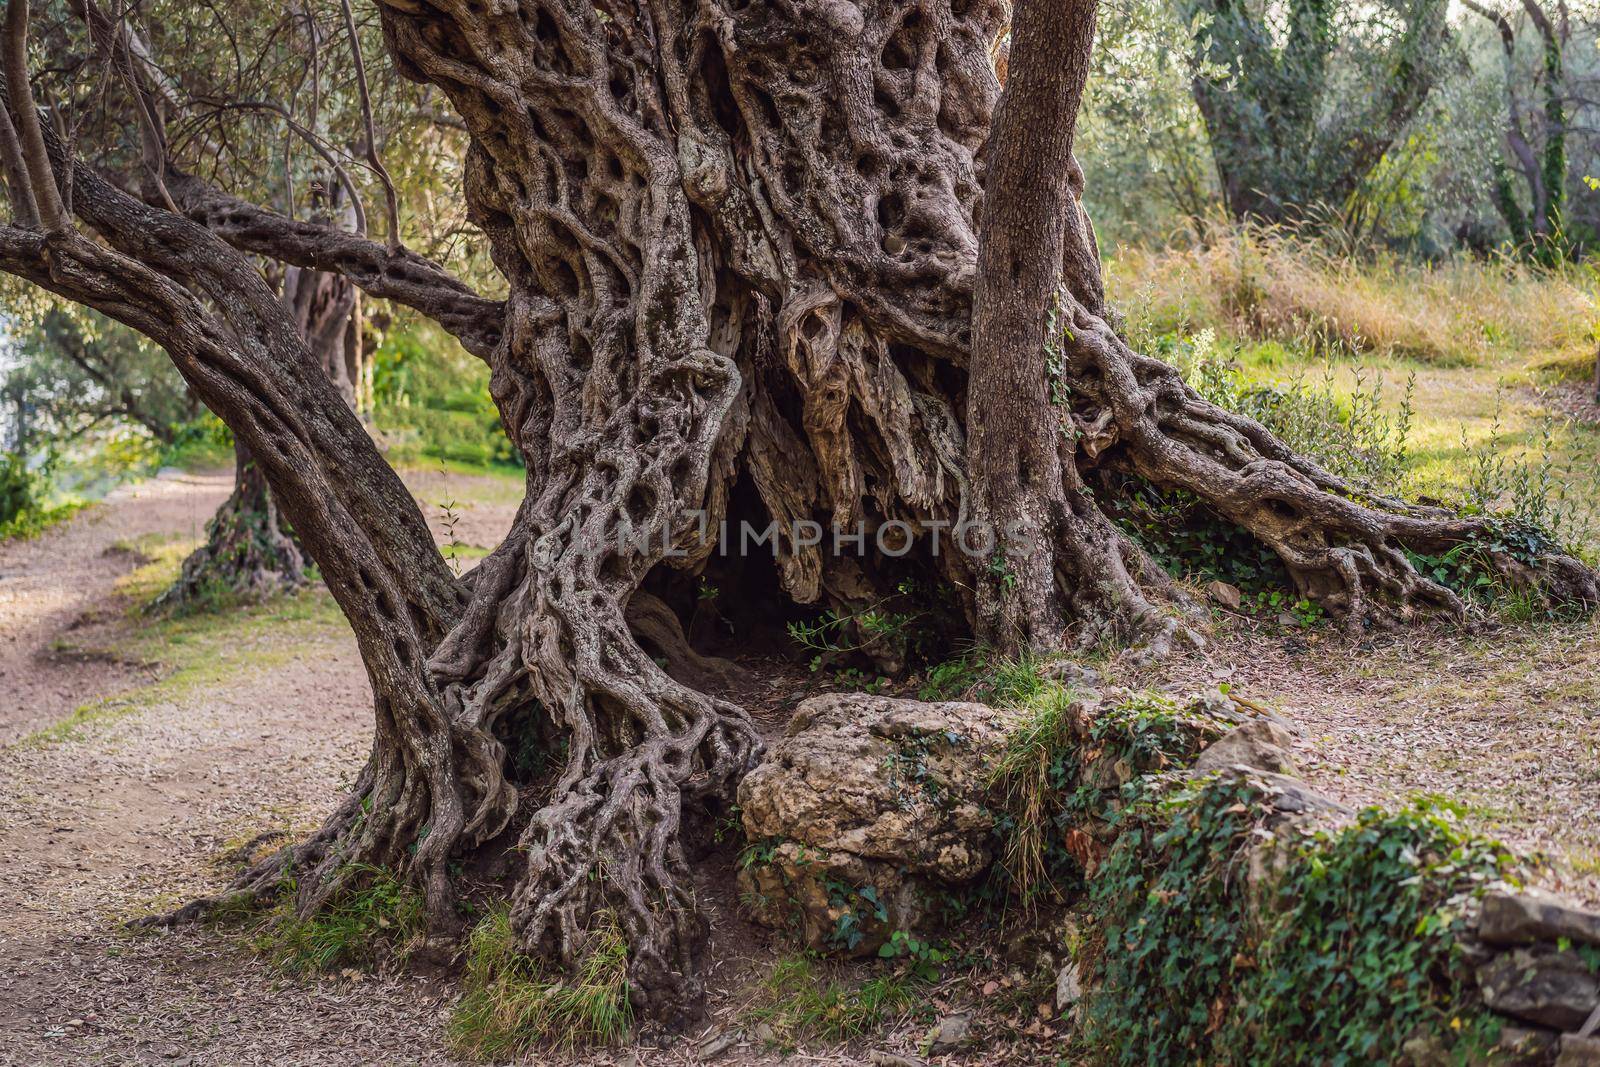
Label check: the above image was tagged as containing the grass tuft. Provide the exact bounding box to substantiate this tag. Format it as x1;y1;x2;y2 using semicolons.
744;954;923;1050
252;865;425;974
449;905;633;1059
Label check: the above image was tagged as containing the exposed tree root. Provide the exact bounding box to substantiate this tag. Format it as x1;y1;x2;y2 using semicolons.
1061;308;1600;629
154;441;307;611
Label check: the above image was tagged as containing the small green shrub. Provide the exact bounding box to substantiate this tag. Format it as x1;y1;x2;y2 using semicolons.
1156;327;1415;494
253;865;425;974
1085;782;1518;1066
0;453;84;541
449;905;632;1059
1103;473;1293;598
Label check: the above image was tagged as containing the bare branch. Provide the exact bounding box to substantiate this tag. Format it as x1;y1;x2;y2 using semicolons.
2;0;64;228
161;167;508;359
338;0;400;252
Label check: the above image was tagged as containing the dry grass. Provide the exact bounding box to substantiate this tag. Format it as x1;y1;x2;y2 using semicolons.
1107;224;1597;368
1106;225;1600;553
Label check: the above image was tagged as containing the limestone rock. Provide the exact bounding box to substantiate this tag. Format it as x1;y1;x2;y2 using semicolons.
1478;947;1600;1031
737;694;1018;952
1056;961;1083;1011
1480;889;1600;950
1192;718;1299;776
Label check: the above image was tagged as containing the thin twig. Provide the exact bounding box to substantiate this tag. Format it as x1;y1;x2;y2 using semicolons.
338;0;400;251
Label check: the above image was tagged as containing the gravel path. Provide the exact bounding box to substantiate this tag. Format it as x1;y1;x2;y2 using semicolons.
0;469;510;1067
0;470;230;745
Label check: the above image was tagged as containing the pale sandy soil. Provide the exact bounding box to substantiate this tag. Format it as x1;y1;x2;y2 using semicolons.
0;468;492;1066
0;469;230;745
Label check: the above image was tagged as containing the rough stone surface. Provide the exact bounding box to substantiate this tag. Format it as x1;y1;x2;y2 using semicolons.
1558;1035;1600;1067
1056;961;1083;1011
737;694;1018;952
1478;947;1600;1031
1481;889;1600;949
1498;1027;1561;1065
1192;718;1299;776
925;1013;972;1053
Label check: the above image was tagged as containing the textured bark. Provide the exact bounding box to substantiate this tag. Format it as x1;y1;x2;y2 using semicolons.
968;0;1156;653
0;0;1595;1034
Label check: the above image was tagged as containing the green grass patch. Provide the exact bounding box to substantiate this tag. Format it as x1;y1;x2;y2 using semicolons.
14;564;346;749
449;904;633;1059
743;954;924;1050
252;865;426;974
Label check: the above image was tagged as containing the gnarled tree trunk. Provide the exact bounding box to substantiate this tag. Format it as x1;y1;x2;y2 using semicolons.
0;0;1594;1035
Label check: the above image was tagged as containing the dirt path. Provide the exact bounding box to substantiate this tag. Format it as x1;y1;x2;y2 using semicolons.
0;470;230;745
1135;618;1600;906
0;468;521;1067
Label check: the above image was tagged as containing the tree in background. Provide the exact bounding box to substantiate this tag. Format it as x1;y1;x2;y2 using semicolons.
0;0;1592;1026
22;0;481;604
2;307;198;452
1463;0;1574;259
1181;0;1453;224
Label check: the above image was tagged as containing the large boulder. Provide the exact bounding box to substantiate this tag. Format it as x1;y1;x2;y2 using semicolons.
736;693;1019;953
1479;889;1600;950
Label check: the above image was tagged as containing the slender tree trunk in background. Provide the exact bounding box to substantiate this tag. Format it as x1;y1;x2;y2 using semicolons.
1464;0;1567;254
159;261;357;609
968;0;1093;651
284;263;360;405
154;435;307;609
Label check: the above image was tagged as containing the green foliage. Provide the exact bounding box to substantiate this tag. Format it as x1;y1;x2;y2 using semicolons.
0;452;85;541
1086;782;1518;1066
370;323;519;470
745;954;923;1049
1182;0;1452;224
0;452;44;527
159;413;234;471
877;930;951;982
253;865;425;974
1105;473;1292;597
449;905;632;1059
825;878;891;951
1455;402;1585;555
1164;327;1415;493
786;577;963;674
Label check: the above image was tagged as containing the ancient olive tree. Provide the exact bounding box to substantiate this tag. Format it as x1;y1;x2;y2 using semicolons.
0;0;1591;1026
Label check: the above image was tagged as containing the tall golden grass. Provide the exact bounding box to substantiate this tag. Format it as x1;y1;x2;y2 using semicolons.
1105;223;1597;371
